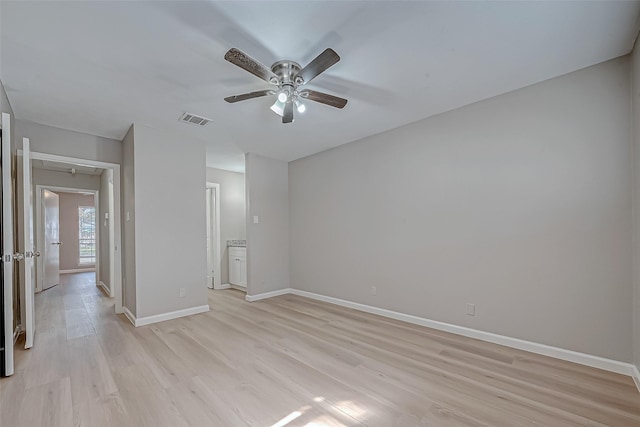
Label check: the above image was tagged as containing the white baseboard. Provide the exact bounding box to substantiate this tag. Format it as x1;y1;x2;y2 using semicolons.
217;283;231;290
245;288;291;302
60;268;95;274
123;306;136;326
13;326;21;344
98;281;113;297
243;288;635;378
632;365;640;394
123;305;210;327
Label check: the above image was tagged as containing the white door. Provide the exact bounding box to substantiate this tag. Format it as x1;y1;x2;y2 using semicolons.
2;112;15;376
43;190;60;290
21;138;35;349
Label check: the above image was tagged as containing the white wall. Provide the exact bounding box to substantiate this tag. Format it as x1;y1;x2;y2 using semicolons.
14;120;121;164
632;45;640;372
55;192;95;271
246;153;289;296
122;125;136;315
129;124;208;318
290;57;633;362
206;167;245;285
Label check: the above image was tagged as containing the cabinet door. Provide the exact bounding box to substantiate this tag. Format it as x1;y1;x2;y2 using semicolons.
228;255;238;285
239;257;247;286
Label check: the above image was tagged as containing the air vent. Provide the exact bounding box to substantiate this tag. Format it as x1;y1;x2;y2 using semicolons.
179;112;212;126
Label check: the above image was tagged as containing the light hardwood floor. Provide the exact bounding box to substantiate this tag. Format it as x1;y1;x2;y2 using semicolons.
1;272;639;426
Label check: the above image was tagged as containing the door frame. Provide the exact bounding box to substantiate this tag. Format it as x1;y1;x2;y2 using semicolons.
206;182;222;290
28;151;122;314
1;112;15;376
35;185;99;291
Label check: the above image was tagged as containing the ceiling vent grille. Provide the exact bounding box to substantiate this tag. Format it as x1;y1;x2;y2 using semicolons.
179;112;212;126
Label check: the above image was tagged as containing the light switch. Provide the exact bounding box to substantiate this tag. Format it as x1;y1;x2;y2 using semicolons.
253;215;259;224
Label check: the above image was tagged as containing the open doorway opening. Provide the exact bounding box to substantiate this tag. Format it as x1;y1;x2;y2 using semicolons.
205;166;246;294
28;153;122;314
35;186;98;291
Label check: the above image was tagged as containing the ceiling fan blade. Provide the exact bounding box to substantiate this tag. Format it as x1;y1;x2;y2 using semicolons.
296;48;340;85
224;90;272;103
283;101;294;124
302;90;348;109
224;48;279;85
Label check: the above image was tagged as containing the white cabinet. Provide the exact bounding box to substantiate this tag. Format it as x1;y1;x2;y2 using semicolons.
228;247;247;288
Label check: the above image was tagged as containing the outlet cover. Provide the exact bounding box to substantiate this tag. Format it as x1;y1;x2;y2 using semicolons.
371;286;377;296
179;288;186;298
466;303;475;316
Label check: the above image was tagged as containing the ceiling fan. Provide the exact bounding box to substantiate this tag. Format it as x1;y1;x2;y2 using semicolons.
223;47;348;124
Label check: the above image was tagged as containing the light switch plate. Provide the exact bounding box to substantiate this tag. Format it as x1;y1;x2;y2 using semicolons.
253;215;259;224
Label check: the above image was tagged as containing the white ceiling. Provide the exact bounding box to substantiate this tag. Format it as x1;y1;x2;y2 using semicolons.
2;1;639;173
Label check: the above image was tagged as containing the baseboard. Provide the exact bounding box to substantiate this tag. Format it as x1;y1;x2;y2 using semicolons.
257;288;633;377
124;305;210;327
13;325;21;344
245;288;291;302
230;284;247;292
98;281;113;297
123;306;136;326
60;268;95;274
217;283;231;290
632;365;640;393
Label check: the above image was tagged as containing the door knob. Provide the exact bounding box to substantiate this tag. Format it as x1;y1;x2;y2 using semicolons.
12;253;24;261
52;242;62;246
34;251;41;257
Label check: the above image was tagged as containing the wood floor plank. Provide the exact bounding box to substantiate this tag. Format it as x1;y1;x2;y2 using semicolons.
1;273;639;426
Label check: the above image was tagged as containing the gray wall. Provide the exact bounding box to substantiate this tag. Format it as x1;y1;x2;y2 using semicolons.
32;168;100;192
14;120;121;164
131;124;208;318
206;167;245;285
632;45;640;372
289;57;633;362
246;153;289;296
99;169;112;291
122;125;136;315
0;79;12;118
55;192;95;271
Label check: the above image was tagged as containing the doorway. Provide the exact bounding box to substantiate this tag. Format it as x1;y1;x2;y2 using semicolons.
28;152;122;314
35;186;98;292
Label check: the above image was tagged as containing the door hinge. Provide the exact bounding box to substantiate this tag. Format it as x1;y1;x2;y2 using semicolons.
2;254;10;263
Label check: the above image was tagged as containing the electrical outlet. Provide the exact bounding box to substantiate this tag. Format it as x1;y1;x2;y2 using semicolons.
371;286;377;296
466;303;475;316
179;288;186;298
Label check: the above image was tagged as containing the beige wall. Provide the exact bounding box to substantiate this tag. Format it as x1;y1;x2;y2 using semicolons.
246;153;289;296
289;57;633;362
206;167;245;285
55;192;95;271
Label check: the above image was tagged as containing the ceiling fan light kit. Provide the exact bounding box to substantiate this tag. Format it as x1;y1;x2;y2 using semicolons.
224;47;348;124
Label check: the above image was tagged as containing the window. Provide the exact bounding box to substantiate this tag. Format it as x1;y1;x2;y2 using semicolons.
78;206;96;264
